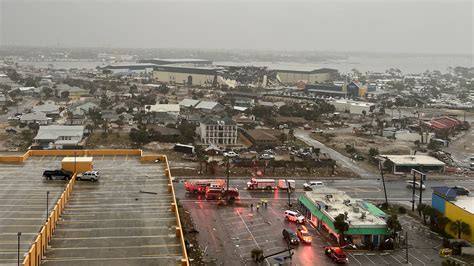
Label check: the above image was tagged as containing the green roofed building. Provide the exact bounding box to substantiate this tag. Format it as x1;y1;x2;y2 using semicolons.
298;188;390;248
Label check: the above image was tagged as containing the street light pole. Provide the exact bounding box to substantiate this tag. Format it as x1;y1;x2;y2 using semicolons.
285;178;292;207
226;158;230;201
17;232;21;266
380;168;388;206
411;170;416;212
46;191;50;222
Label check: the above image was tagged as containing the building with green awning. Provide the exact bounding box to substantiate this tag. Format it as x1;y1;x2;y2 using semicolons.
298;188;390;249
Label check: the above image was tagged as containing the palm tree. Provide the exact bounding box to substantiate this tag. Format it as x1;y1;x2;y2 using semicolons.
422;206;436;226
386;214;402;237
417;203;427;219
449;220;471;239
334;214;349;244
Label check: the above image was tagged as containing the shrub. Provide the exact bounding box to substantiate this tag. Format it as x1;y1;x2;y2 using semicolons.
398;206;406;214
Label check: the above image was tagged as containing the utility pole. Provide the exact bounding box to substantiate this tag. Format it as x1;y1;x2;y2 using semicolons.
226;158;230;201
285;178;292;207
411;169;416;212
380;168;388;206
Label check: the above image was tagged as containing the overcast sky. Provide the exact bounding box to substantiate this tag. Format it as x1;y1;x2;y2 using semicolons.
0;0;472;55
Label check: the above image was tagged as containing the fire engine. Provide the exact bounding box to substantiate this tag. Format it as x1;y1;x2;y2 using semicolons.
184;179;225;194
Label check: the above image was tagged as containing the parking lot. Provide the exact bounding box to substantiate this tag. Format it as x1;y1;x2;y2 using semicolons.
180;189;445;266
0;158;65;265
34;156;183;266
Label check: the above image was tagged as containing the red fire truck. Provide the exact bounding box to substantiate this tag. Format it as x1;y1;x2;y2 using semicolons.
184;179;226;194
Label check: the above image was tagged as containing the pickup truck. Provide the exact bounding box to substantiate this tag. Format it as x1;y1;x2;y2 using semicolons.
43;169;73;180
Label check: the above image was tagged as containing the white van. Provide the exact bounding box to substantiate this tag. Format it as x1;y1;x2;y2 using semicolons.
278;179;296;190
303;181;324;191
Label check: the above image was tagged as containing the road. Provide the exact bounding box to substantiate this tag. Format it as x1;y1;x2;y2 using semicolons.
0;97;38;122
294;130;379;179
176;178;473;206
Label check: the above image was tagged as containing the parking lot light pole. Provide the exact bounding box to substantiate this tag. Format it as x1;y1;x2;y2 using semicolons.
411;170;416;212
46;191;50;222
226;158;230;201
17;232;21;266
285;178;292;207
380;168;388;206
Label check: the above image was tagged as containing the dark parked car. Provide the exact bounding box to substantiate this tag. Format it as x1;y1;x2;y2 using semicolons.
282;228;299;245
43;169;73;180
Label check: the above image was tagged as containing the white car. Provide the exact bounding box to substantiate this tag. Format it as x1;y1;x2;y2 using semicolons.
284;210;305;223
77;171;100;182
303;181;324;191
258;154;275;160
223;151;239;157
406;181;425;190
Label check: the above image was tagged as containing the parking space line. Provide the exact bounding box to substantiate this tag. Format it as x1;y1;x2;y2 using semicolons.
409;253;425;265
39;155;44;162
236;211;270;265
390;254;403;264
364;254;376;265
348;253;362;266
237;243;258;249
377;253;391;265
101;155;104;160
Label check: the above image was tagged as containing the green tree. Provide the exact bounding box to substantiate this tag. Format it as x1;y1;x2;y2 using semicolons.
42;87;53;99
129;128;150;145
117;115;125;129
449;220;471;239
278;133;287;143
417;203;427;220
60;90;70;99
368;147;379;157
334;214;349;244
386;214;402;237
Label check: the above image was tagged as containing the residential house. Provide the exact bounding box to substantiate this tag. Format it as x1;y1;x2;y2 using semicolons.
179;98;200;108
102;111;134;124
19;112;52;125
146;104;180;117
32;102;61;117
70;102;99;116
33;125;85;149
243;129;280;147
195;101;225;113
56;84;89;97
199;116;238;146
0;94;6;106
151;112;178;126
274;116;307;126
182;114;201;125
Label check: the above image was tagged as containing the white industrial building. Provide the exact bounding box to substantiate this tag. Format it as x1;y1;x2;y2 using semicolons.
276;68;338;85
145;104;180;117
332;100;375;115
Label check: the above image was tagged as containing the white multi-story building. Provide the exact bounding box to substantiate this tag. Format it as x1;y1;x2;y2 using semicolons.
199;116;238;146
